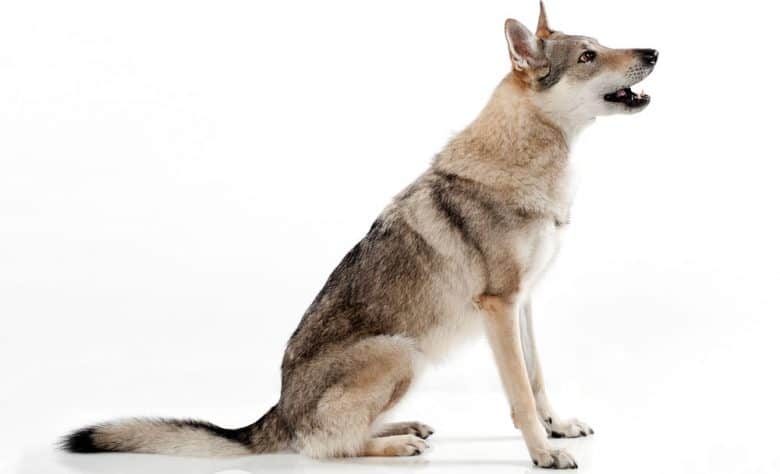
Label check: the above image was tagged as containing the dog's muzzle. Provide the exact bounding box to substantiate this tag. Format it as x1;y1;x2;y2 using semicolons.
604;49;658;109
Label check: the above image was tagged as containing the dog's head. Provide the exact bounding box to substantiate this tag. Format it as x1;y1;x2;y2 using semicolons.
505;2;657;120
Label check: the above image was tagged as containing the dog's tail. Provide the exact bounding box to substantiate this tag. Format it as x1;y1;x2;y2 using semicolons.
61;404;291;457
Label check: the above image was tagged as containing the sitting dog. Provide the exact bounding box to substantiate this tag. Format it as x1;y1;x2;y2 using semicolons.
64;2;657;469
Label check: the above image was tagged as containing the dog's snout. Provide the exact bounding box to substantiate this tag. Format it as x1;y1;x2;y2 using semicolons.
636;48;658;66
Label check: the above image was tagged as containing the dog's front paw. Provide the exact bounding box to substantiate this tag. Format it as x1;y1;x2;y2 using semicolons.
531;447;577;469
544;417;594;438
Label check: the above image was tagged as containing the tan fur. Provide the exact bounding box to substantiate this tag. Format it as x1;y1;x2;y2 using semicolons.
481;295;543;440
438;79;571;222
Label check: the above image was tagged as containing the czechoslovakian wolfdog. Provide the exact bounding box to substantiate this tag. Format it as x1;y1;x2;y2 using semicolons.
63;2;657;469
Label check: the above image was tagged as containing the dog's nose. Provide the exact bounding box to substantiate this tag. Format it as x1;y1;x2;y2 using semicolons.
637;48;659;66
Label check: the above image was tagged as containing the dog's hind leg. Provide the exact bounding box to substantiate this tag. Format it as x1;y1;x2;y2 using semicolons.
519;300;593;439
293;335;428;459
373;421;434;439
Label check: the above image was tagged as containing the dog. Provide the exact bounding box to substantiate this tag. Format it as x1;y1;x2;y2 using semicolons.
62;2;657;469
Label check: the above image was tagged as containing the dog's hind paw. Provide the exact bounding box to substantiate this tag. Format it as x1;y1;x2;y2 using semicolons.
363;434;429;457
545;417;594;439
531;447;578;469
375;421;435;439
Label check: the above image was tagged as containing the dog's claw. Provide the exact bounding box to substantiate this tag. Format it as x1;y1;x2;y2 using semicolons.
531;447;578;469
544;418;593;439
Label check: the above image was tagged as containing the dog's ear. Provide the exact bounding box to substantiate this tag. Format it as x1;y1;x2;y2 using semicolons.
504;19;549;77
536;1;553;39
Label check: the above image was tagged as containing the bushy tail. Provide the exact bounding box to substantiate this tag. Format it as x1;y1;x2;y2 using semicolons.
61;405;290;457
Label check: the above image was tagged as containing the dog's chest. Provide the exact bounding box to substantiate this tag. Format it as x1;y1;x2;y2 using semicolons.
515;218;564;302
514;165;573;300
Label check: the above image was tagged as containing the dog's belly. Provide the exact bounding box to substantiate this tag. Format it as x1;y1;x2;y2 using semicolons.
416;299;484;362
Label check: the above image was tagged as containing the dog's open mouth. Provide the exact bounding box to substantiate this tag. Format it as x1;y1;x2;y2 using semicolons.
604;87;650;108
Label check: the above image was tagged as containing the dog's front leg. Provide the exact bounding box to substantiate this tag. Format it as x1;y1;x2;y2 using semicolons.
480;294;577;469
520;301;593;438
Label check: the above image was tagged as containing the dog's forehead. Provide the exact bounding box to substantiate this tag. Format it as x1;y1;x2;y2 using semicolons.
543;39;585;64
548;33;599;51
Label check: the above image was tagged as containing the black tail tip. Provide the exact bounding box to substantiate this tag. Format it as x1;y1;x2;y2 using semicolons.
61;427;107;453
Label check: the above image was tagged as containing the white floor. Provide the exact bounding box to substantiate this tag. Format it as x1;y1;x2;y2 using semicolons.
4;385;779;474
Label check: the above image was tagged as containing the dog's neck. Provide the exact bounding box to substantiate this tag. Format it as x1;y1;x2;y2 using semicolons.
433;75;573;220
526;87;597;142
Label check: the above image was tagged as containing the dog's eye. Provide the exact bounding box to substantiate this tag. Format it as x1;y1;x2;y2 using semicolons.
578;51;597;63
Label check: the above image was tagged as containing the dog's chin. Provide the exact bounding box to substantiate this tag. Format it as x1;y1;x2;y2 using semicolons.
603;86;650;113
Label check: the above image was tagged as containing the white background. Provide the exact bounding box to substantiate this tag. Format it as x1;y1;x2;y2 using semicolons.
2;1;779;473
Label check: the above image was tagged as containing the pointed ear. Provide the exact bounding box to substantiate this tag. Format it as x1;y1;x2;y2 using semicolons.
536;1;553;39
504;19;548;75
